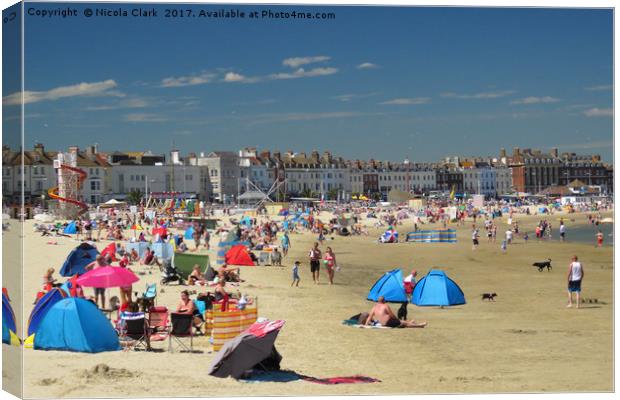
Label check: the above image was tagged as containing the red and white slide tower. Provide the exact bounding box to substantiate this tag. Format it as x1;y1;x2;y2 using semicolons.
48;149;88;219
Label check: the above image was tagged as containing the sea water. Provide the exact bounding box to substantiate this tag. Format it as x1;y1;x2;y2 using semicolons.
552;222;614;247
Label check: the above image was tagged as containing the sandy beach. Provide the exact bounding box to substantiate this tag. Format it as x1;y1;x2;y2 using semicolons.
3;211;613;397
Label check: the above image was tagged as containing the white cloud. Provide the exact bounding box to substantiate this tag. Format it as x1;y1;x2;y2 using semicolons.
270;67;338;80
222;72;260;83
584;84;612;91
3;80;121;106
160;72;215;87
333;92;377;102
356;62;378;69
124;113;168;122
379;97;430;105
583;108;613;117
87;97;150;111
510;96;561;105
248;111;380;126
441;90;516;99
282;56;330;68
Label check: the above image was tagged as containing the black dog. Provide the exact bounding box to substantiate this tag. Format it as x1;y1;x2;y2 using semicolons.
532;259;552;272
481;293;497;301
397;302;408;320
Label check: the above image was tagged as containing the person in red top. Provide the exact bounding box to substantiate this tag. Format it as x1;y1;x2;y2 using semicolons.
596;230;604;247
404;269;417;301
119;254;129;268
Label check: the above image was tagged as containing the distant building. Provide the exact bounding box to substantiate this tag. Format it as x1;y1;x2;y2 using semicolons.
188;151;239;203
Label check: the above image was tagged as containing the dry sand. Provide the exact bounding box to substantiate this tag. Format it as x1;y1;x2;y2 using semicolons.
2;211;613;397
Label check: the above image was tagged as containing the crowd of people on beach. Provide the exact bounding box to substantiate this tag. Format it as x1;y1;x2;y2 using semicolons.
28;194;613;346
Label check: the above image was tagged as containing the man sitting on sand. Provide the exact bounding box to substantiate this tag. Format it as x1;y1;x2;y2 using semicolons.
365;296;427;328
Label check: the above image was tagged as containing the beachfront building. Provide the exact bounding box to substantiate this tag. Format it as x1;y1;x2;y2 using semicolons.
73;145;113;204
269;150;351;200
508;148;562;194
238;148;272;193
2;144;113;206
2;144;57;205
494;165;513;195
111;150;210;201
461;162;497;197
558;153;612;194
435;168;464;194
348;161;365;195
187;151;239;203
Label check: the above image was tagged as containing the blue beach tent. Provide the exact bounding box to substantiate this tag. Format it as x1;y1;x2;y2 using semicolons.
367;269;408;303
2;292;16;333
34;298;120;353
60;242;99;277
63;221;77;234
411;269;466;306
2;292;20;345
27;288;68;337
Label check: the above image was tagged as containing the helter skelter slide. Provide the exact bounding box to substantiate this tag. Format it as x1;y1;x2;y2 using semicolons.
48;154;88;218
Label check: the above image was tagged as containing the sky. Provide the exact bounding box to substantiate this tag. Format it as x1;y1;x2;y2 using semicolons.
2;4;614;163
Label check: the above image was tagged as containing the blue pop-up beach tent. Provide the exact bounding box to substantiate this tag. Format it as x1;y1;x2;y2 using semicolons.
63;221;77;234
367;269;408;303
2;292;16;333
27;288;68;337
411;269;466;306
59;242;99;277
2;292;19;346
34;298;120;353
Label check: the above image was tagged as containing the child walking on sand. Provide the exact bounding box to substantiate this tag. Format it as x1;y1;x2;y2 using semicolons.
291;261;301;287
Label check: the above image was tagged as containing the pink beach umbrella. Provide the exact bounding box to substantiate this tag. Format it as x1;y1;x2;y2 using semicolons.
76;266;139;288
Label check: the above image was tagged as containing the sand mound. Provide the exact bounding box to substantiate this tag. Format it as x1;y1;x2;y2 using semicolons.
79;364;138;381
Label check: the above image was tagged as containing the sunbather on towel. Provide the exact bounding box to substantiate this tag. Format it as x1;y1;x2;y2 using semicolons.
366;296;427;328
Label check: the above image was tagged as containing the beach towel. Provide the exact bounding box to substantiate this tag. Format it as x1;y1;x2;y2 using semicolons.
302;375;381;385
242;370;380;384
342;320;390;329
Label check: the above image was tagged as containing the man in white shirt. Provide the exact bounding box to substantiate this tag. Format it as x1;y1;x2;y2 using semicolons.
559;223;566;242
567;255;584;308
505;229;513;244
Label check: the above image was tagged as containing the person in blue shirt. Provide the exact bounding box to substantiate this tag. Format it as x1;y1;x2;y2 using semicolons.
281;232;290;257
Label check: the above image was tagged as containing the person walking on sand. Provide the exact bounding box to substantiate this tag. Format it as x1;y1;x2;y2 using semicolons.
281;232;290;257
291;261;301;287
559;222;566;242
596;230;604;247
308;242;322;284
471;226;480;250
567;255;584;308
323;247;337;285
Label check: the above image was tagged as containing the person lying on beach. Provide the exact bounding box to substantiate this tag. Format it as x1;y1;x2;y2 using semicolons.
365;296;427;328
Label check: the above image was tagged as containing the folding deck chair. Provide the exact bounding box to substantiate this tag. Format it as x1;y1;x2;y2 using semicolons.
168;313;193;353
119;315;151;351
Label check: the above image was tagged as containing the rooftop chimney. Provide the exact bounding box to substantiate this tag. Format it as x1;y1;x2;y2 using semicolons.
34;143;45;155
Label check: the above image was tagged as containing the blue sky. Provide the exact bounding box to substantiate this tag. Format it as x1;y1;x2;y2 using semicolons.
3;4;614;162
